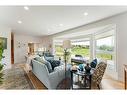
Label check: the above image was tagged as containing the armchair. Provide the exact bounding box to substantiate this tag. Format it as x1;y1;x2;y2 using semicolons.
91;62;107;89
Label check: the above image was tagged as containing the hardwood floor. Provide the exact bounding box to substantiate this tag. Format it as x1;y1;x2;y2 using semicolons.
27;71;47;89
12;63;124;90
101;74;124;89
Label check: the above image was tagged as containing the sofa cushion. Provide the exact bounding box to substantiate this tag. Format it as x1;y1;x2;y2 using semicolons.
44;56;54;61
47;59;60;70
34;56;53;73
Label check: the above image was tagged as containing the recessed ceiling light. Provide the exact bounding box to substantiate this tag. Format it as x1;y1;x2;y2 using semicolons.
17;20;22;24
84;12;88;16
24;6;29;10
59;24;63;26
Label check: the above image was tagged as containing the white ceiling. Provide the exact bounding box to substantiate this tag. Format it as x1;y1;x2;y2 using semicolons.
53;24;114;40
54;25;108;40
0;6;127;36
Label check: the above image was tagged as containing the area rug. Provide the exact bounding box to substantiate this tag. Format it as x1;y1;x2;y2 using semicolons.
0;67;34;89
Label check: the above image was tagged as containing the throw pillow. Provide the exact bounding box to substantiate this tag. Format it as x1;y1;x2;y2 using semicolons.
44;60;53;73
90;59;97;68
47;59;60;70
34;57;44;63
34;56;53;73
42;56;53;73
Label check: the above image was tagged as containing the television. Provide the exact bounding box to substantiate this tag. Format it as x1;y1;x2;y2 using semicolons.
0;37;7;49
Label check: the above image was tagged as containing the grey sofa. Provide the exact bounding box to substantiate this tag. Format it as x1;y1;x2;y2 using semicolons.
31;59;71;89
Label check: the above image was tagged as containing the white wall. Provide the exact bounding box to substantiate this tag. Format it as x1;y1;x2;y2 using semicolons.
42;36;53;53
51;12;127;82
14;33;43;64
0;25;11;69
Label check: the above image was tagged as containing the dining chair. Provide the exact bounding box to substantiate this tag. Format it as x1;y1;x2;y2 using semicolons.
91;62;107;89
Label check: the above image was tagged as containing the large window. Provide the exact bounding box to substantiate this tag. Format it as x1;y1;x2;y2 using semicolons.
55;45;63;57
53;40;63;59
53;25;116;79
96;36;114;60
71;40;90;60
95;29;115;70
53;38;91;60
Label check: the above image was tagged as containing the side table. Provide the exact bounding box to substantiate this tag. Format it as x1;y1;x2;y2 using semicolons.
71;70;92;89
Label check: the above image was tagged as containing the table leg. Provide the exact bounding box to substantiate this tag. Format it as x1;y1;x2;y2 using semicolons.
78;75;79;82
89;75;91;89
71;72;73;89
83;75;91;89
84;75;86;88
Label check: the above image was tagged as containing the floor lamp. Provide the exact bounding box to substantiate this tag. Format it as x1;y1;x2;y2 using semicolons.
63;40;71;78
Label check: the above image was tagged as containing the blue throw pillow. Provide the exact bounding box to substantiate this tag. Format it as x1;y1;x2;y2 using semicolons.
90;59;97;68
47;60;60;70
44;61;53;73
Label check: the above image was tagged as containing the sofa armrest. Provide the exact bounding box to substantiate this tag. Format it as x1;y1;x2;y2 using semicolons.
48;70;59;79
54;65;64;71
60;61;65;65
48;70;60;89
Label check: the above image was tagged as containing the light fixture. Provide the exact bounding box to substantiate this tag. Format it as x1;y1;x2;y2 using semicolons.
84;12;88;16
63;40;71;77
63;40;71;49
17;20;22;24
24;6;29;10
63;40;71;88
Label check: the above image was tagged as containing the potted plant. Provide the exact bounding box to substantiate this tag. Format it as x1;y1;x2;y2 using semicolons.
0;42;4;84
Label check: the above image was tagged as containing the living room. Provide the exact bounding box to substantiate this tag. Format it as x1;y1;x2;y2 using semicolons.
0;5;127;91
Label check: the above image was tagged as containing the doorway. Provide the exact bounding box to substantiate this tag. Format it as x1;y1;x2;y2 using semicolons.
11;32;14;64
28;43;34;55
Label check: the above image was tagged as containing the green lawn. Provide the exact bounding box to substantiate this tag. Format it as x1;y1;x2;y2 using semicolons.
71;47;90;57
55;45;90;57
55;45;113;60
55;45;63;57
97;53;112;60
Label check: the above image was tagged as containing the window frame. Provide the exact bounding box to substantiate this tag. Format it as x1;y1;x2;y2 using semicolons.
94;26;117;72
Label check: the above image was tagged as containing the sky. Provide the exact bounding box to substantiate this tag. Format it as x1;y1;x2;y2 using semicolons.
97;36;114;46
